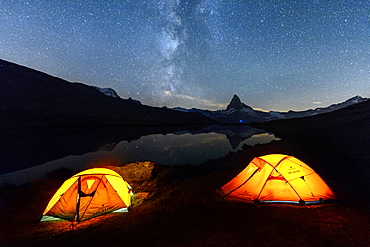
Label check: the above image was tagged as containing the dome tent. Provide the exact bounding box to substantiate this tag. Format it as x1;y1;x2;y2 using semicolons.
40;168;132;223
221;154;335;204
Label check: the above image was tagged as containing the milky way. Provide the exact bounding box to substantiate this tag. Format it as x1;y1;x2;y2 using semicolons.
0;0;369;111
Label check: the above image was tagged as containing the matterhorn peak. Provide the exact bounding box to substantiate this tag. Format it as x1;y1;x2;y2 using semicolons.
226;94;253;111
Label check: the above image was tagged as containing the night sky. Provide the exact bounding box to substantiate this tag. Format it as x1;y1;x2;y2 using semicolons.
1;0;369;111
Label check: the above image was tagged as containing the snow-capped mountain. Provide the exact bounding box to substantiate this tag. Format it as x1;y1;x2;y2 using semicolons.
173;95;271;124
93;87;143;105
93;86;121;98
173;94;368;124
282;95;367;119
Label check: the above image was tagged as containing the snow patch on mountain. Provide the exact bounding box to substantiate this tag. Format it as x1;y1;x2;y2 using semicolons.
268;111;286;119
93;86;121;98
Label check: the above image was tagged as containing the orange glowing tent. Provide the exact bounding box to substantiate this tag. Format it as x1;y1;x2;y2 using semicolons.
40;168;132;222
221;154;335;204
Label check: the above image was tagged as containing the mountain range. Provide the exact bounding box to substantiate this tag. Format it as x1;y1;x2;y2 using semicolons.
173;94;368;124
0;59;214;128
0;58;367;128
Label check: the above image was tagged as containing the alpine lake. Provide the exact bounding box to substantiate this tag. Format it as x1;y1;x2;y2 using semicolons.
0;124;280;185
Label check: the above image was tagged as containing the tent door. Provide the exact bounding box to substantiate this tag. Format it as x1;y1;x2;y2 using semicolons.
76;176;103;222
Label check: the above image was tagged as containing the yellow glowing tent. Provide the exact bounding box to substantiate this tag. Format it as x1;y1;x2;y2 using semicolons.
221;154;335;204
40;168;132;222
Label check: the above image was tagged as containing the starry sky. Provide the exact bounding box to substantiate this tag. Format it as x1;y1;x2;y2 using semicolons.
1;0;369;111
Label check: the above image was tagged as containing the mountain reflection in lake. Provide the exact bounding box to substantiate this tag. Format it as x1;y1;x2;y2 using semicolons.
0;125;280;185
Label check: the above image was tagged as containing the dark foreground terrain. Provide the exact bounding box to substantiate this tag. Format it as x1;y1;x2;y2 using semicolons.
0;100;369;247
0;157;369;247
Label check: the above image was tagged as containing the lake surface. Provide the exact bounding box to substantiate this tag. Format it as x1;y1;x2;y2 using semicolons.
0;125;280;185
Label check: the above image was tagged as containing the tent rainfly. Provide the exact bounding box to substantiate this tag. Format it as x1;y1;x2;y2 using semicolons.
221;154;335;204
40;168;132;222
